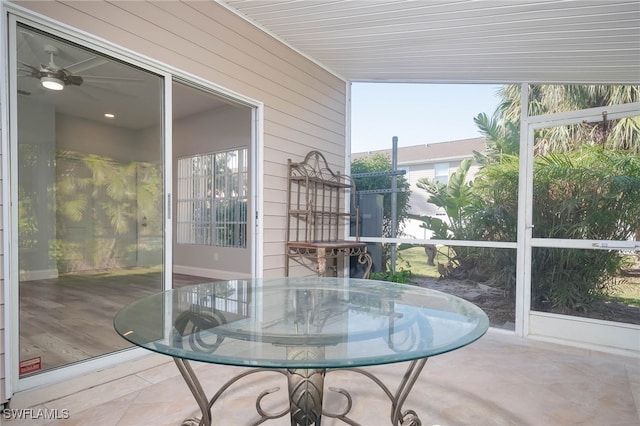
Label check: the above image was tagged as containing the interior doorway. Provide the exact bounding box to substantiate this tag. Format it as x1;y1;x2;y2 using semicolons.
171;81;253;282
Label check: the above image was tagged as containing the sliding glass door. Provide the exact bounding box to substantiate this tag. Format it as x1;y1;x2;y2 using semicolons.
13;23;165;377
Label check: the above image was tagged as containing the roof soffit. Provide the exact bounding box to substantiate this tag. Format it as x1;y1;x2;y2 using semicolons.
219;0;640;84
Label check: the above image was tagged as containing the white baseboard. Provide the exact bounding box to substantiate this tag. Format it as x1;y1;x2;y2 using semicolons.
173;265;251;280
20;268;59;281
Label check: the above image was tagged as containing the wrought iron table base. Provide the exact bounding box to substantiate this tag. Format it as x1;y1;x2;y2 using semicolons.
174;357;428;426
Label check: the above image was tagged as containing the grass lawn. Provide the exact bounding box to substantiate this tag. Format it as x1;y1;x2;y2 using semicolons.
394;244;455;279
608;277;640;307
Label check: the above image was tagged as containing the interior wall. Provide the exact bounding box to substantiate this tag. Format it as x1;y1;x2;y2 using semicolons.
57;114;164;272
55;101;251;279
56;114;137;159
173;104;252;278
16;96;57;279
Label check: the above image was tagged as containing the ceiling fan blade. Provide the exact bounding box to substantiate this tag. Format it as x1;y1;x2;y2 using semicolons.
18;30;45;62
82;82;138;98
81;75;144;84
66;56;108;74
19;29;80;65
17;72;38;81
66;75;84;86
17;62;40;74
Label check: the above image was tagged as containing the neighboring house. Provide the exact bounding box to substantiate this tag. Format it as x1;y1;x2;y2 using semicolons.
352;137;486;239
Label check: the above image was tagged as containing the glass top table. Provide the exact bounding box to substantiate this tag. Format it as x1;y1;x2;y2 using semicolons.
114;277;489;426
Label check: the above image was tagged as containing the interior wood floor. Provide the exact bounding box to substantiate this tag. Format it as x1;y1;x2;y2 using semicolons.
19;271;216;376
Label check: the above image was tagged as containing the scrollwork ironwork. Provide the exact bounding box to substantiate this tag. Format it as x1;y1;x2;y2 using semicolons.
172;310;226;352
171;286;428;425
175;358;428;426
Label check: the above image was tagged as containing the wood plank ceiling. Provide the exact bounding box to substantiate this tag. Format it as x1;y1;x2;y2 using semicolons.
220;0;640;83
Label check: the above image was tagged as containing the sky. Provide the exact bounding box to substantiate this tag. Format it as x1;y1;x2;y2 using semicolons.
350;83;503;153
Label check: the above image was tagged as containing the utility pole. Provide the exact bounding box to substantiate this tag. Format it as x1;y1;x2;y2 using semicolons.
353;136;404;275
390;136;398;273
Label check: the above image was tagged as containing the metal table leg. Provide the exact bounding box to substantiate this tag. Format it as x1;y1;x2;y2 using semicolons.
173;357;428;426
324;358;428;426
174;358;212;426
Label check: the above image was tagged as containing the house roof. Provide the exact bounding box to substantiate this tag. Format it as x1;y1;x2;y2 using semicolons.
351;137;486;164
219;0;640;84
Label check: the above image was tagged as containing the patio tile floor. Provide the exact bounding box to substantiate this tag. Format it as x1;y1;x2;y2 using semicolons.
6;330;639;426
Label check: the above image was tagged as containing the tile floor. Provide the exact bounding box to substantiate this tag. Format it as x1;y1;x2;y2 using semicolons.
5;330;639;426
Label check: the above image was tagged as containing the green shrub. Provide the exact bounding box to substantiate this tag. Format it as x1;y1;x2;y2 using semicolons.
370;269;413;284
416;146;640;312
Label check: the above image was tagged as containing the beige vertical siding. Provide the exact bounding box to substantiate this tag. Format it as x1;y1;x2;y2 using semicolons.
2;0;347;401
11;0;347;275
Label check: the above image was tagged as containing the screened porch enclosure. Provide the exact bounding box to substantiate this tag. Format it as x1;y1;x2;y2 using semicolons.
350;83;640;353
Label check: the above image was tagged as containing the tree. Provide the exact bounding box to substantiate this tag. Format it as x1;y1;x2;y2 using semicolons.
413;159;474;240
351;154;411;237
530;147;640;310
351;154;411;270
415;84;640;312
473;112;519;163
413;156;520;285
498;84;640;154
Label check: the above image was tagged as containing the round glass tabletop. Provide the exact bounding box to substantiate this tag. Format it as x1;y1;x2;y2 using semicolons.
114;277;489;369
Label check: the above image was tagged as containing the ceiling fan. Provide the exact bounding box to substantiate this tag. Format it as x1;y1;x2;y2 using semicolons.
19;44;94;91
18;37;140;95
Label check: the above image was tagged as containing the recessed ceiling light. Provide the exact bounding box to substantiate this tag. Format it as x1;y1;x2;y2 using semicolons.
104;113;115;119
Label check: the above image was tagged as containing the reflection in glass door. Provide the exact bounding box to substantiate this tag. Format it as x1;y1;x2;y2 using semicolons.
14;24;164;376
528;93;640;326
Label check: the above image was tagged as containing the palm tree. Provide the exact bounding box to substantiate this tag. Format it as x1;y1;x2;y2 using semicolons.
496;84;640;154
473;111;520;163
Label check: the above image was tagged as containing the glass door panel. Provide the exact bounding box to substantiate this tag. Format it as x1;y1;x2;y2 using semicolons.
15;24;164;376
530;113;640;324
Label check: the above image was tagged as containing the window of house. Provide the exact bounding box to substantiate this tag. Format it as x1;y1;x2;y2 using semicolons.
434;162;450;184
177;148;248;248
